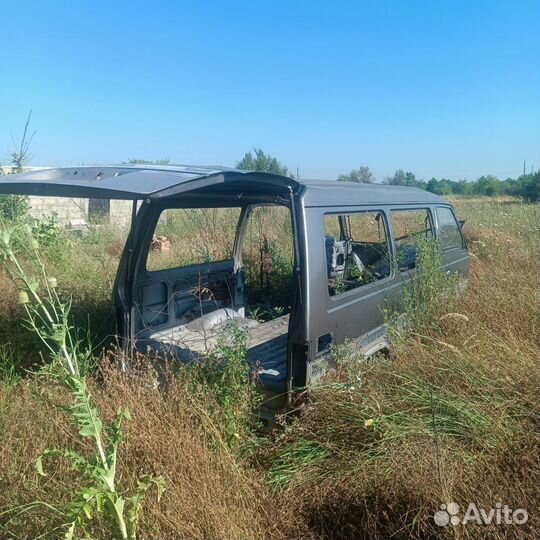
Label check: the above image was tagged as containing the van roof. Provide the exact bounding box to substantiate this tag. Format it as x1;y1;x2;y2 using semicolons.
0;165;448;206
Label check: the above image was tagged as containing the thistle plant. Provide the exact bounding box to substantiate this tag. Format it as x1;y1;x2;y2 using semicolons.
402;236;457;332
385;236;459;349
0;222;164;540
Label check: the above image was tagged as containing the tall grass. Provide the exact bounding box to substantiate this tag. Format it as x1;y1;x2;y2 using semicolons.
0;223;166;540
256;200;540;539
0;197;538;539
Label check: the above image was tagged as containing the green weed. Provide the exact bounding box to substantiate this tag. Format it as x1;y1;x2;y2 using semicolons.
0;223;163;540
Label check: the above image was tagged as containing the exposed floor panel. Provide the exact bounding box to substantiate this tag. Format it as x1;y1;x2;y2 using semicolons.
144;313;290;390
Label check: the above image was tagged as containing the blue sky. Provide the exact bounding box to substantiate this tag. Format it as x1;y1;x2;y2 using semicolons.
1;0;538;181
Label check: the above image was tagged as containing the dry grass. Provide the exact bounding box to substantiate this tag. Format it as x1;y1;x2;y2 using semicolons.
256;198;540;539
0;365;285;539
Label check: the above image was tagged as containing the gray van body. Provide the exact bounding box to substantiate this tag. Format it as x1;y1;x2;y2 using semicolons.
0;165;469;407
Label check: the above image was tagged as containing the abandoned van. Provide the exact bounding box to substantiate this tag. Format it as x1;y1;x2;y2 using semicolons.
0;166;469;413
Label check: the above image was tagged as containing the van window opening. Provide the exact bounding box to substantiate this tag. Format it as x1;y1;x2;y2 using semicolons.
324;211;391;296
242;205;295;322
436;206;464;250
144;205;294;322
146;207;242;271
391;209;434;271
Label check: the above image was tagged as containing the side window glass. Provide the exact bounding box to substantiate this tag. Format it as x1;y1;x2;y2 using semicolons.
146;207;241;271
436;207;464;250
324;211;390;296
391;209;433;271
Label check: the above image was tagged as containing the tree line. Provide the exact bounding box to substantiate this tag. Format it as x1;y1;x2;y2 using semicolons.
339;166;539;202
235;150;539;202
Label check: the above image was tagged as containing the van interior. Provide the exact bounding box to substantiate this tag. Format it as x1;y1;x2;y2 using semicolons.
324;211;392;296
134;204;295;392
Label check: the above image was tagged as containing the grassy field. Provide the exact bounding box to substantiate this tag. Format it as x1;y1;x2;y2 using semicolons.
0;196;538;539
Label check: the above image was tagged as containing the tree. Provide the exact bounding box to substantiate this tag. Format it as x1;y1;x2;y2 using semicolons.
404;171;417;186
385;169;406;185
426;177;440;194
10;110;36;173
1;112;34;220
337;166;375;183
474;175;501;197
385;169;419;186
235;148;289;176
454;179;473;196
522;172;540;201
511;172;540;202
384;169;427;189
426;177;454;195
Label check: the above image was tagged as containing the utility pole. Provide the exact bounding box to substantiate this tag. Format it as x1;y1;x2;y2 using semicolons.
296;165;300;180
523;159;526;175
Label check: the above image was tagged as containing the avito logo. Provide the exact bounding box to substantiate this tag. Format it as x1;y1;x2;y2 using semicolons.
434;502;528;526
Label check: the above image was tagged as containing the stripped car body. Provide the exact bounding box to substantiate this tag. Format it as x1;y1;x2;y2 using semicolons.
0;166;469;415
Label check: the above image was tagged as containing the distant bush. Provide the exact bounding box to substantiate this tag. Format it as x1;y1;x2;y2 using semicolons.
509;172;540;202
0;194;30;221
423;172;540;200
